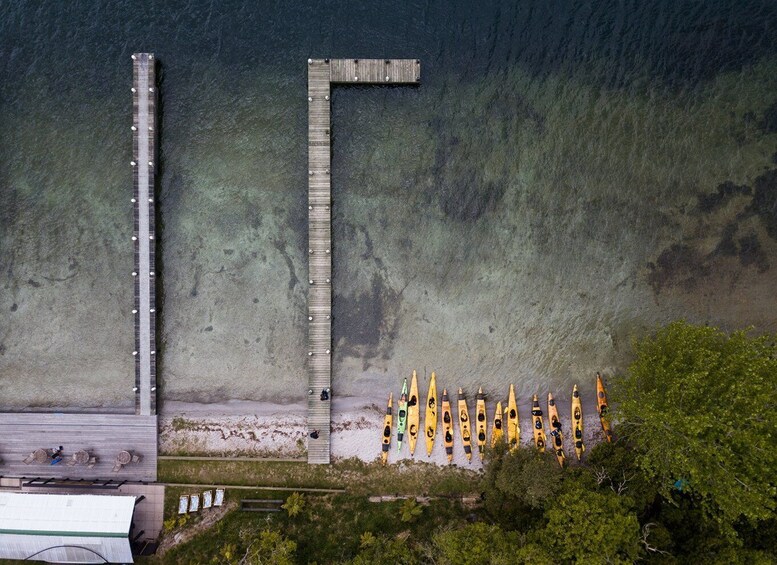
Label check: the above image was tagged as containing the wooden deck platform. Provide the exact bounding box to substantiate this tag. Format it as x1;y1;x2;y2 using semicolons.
329;58;421;83
0;413;157;482
306;58;420;464
132;52;158;417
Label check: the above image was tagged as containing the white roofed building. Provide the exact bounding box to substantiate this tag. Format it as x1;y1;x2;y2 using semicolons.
0;492;137;563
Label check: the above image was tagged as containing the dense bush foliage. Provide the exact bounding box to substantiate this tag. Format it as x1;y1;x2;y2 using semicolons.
613;321;777;538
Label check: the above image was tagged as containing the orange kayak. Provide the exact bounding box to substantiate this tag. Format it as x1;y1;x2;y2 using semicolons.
596;373;613;442
531;394;546;452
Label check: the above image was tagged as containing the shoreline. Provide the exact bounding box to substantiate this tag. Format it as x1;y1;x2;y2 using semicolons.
160;394;610;467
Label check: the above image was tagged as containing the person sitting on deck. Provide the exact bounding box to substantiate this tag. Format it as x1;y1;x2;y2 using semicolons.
320;389;329;401
310;430;320;439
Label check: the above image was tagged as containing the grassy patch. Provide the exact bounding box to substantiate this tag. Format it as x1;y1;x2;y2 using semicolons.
145;458;481;562
158;457;479;496
143;492;480;564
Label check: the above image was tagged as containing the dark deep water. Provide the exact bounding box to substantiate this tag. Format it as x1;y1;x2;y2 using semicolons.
2;0;777;408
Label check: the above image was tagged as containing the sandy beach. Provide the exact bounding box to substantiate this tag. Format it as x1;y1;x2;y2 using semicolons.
159;394;610;467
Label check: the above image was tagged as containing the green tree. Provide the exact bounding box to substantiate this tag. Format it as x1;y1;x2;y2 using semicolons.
350;532;420;565
481;444;563;527
541;489;642;564
513;542;555;564
613;322;777;537
240;529;297;565
585;441;658;513
432;522;524;565
400;497;423;523
281;492;305;517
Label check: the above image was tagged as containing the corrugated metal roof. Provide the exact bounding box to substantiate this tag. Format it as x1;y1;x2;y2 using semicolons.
0;493;135;537
0;533;134;563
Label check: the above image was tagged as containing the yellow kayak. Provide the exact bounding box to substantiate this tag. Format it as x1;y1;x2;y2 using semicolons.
572;384;585;460
425;372;437;457
441;389;454;462
381;393;393;466
491;401;503;448
476;387;487;459
506;384;520;451
596;373;613;442
408;371;420;456
547;392;566;467
458;388;473;462
531;394;546;452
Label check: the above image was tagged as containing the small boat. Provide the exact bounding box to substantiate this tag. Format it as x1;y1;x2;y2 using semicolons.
381;393;393;465
571;384;585;460
441;389;454;462
491;401;503;448
596;373;613;442
547;392;566;467
531;394;546;452
407;371;420;456
476;387;487;459
397;378;408;452
506;384;520;451
457;388;473;462
425;372;438;457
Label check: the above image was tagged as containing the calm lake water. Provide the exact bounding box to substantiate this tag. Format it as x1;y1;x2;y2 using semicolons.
1;1;777;409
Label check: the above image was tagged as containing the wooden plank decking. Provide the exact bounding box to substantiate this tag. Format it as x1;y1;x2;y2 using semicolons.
329;58;421;83
306;59;419;464
132;53;157;416
0;413;157;482
132;52;157;417
307;59;332;465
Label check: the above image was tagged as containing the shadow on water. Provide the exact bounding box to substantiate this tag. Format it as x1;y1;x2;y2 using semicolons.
153;58;166;413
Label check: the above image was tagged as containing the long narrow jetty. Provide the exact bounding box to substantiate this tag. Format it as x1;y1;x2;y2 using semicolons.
306;58;420;464
132;53;158;416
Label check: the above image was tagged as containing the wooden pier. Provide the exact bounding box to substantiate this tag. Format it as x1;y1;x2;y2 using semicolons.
132;52;158;416
306;58;420;464
0;413;157;482
0;56;161;488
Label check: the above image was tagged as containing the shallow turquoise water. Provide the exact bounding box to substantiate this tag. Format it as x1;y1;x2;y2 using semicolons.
1;1;777;408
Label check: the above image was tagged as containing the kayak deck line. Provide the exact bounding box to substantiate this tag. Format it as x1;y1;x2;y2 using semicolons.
306;59;421;464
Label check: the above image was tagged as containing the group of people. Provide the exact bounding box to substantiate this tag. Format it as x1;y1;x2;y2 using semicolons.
308;388;331;439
